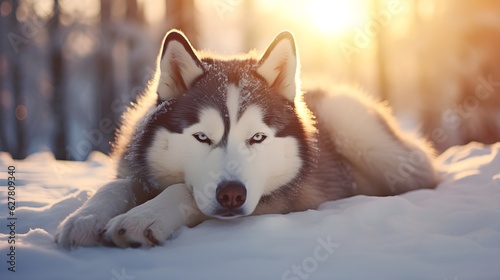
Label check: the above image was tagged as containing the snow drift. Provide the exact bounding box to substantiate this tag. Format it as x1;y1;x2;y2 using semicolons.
0;142;499;280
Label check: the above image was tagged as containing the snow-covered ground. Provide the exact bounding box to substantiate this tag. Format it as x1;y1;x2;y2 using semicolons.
1;142;499;280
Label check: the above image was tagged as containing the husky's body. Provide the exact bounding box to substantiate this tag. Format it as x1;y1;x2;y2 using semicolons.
56;30;438;248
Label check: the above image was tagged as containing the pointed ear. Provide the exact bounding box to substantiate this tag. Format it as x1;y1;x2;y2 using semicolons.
157;30;204;100
256;31;298;102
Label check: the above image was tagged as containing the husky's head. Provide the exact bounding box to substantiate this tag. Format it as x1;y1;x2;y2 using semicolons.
143;30;311;219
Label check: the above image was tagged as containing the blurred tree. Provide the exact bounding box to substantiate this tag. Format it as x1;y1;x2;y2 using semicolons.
417;0;500;152
49;0;66;159
1;0;27;158
96;0;116;154
0;0;12;152
166;0;197;45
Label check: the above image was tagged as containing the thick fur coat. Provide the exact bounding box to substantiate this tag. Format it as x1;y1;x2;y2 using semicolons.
55;30;439;248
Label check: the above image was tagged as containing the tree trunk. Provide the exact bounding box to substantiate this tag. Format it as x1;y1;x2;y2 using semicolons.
49;0;66;159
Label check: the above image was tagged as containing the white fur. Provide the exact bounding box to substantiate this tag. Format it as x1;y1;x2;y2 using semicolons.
145;84;303;218
225;104;302;213
55;179;138;248
104;183;205;247
187;86;301;217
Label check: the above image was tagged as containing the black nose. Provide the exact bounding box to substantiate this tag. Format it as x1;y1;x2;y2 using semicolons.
216;181;247;209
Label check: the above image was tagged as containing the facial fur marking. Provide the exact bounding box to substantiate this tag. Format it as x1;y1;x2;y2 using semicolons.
191;108;225;146
215;84;241;148
226;84;241;128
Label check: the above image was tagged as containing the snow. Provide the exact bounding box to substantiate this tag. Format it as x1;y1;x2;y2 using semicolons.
1;142;500;280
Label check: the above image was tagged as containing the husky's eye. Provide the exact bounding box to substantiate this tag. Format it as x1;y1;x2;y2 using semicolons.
248;132;267;145
193;132;212;145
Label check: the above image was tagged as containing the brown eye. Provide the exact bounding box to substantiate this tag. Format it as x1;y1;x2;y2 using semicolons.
248;133;267;145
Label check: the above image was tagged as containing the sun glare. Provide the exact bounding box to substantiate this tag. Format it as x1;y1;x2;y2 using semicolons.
306;0;367;35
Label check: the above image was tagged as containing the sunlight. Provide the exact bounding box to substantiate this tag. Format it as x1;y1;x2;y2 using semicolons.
59;0;100;24
306;0;367;35
141;0;166;24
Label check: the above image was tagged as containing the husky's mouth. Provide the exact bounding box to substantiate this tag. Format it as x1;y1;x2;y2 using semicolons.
213;208;246;219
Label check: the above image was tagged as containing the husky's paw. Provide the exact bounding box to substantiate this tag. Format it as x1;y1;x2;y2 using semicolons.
55;210;110;249
103;205;174;248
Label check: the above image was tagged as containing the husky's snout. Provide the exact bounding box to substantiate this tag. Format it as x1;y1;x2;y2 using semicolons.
214;181;247;218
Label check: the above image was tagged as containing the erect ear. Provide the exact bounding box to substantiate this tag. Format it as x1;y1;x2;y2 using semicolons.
157;30;204;100
256;31;298;102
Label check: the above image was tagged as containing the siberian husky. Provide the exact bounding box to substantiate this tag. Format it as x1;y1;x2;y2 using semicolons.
55;30;439;248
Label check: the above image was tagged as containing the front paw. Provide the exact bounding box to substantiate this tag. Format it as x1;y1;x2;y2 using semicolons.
55;211;109;249
103;206;175;248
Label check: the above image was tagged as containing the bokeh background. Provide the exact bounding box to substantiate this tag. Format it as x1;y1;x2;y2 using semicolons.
1;0;499;160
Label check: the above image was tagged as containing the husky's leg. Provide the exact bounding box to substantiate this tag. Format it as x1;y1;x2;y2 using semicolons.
104;183;206;248
306;87;439;196
55;179;140;248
